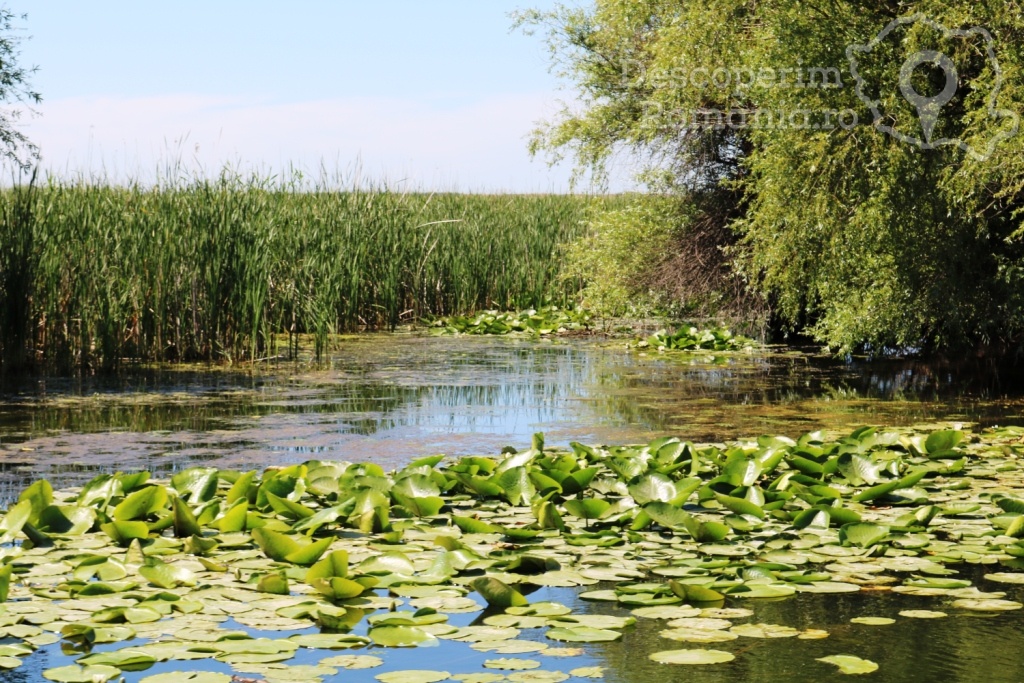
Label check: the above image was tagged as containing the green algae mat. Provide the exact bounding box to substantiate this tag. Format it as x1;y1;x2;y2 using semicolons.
0;425;1023;681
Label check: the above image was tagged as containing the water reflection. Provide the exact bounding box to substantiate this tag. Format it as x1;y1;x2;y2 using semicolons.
0;335;1022;494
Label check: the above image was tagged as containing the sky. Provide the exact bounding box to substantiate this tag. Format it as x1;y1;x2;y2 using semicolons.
13;1;622;192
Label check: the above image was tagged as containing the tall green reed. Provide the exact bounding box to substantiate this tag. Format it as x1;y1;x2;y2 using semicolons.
0;172;596;370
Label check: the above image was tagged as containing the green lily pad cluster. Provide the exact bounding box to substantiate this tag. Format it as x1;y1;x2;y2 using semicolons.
633;326;755;352
426;306;591;337
0;424;1021;680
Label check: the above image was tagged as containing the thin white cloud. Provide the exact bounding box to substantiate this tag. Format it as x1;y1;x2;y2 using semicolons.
22;92;595;192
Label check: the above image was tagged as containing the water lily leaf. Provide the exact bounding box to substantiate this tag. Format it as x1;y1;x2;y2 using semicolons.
952;599;1023;611
0;501;32;544
265;490;316;520
172;496;202;538
139;560;196;588
451;675;506;683
563;498;611;521
723;458;763;487
898;610;947;619
100;520;150;546
817;655;879;675
659;627;738;643
368;625;439;647
79;649;157;669
924;430;964;456
839;523;889;548
497;467;537;506
140;674;231;683
39;505;96;535
319;654;383;669
570;667;605;678
17;479;52;524
257;572;290;595
628;473;677;505
472;577;528;609
452;515;502;534
472;638;548;653
374;671;450;683
547;614;635;630
451;625;521;642
730;623;801;638
290;633;370;649
43;665;123;682
359;551;416;576
546;626;621;642
792;582;859;594
836;454;884;486
171;467;220;504
533;500;566;531
632;605;702;620
0;564;12;603
394;494;445;518
484;658;541;670
312;576;371;601
394;474;442;499
713;492;765;519
507;671;569;683
983;572;1024;585
667;617;732;630
252;528;332;565
649;649;735;665
851;469;927;503
113;486;168;520
850;617;895;625
668;581;724;603
557;467;599;496
642;502;689;530
214;638;299;655
215;499;249;533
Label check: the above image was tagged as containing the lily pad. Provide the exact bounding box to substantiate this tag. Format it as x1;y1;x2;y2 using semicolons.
484;658;541;670
43;665;123;683
375;671;451;683
817;655;879;675
850;617;895;626
649;649;736;665
546;626;622;642
952;599;1023;612
140;675;231;683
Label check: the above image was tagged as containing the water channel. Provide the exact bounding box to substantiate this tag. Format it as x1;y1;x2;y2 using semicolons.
0;334;1022;682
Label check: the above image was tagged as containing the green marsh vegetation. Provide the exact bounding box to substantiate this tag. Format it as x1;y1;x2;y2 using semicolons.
0;174;600;371
0;424;1021;680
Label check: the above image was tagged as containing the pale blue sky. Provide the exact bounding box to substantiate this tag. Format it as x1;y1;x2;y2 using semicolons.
15;1;619;192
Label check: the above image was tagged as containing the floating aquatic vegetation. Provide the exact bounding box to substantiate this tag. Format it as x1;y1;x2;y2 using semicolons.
633;326;756;352
425;306;592;337
0;423;1019;679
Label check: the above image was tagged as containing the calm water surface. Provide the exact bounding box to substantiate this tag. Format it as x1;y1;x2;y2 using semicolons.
1;335;1023;683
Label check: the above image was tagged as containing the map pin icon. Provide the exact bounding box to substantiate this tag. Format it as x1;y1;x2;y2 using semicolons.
899;50;958;145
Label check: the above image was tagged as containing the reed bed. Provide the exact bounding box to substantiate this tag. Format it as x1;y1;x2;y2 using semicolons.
0;175;597;370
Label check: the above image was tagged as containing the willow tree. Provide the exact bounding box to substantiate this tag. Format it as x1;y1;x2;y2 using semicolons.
521;1;1024;354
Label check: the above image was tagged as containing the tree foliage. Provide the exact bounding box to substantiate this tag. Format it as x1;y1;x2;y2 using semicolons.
520;1;1024;354
0;9;39;171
